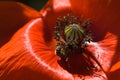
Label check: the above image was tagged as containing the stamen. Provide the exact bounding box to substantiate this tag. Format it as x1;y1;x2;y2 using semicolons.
54;14;93;60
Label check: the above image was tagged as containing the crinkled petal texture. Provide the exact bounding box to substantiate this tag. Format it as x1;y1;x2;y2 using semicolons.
0;0;120;80
0;2;40;46
0;18;66;80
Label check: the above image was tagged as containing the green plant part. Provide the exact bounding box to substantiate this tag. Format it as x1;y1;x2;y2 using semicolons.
55;14;93;60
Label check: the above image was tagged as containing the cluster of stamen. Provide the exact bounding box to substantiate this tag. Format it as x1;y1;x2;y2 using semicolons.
54;14;93;60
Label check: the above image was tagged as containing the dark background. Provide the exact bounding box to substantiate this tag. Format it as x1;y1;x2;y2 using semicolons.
0;0;48;10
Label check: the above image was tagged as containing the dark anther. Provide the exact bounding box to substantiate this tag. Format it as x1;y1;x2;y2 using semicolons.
54;14;93;60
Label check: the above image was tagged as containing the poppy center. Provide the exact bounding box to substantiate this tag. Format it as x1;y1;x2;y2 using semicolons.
54;14;92;60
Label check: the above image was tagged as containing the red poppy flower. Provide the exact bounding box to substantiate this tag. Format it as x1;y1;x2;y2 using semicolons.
0;0;120;80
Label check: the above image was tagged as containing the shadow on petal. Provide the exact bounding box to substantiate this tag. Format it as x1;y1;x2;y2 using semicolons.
108;68;120;80
0;1;40;47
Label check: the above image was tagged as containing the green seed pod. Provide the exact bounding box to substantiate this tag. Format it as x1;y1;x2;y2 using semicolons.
65;24;84;41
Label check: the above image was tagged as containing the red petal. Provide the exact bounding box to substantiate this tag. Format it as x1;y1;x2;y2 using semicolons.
87;32;118;72
0;18;71;80
0;1;40;46
88;33;120;80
